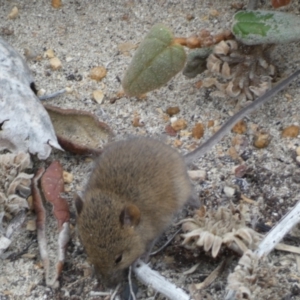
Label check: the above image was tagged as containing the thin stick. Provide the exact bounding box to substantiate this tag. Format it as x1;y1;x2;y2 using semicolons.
133;260;190;300
150;228;181;256
255;200;300;258
184;70;300;164
128;266;137;300
39;89;66;101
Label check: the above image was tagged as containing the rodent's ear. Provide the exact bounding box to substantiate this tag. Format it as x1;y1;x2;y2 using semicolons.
119;204;141;227
74;193;84;215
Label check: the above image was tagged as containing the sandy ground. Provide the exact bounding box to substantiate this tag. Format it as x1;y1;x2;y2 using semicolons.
1;0;300;299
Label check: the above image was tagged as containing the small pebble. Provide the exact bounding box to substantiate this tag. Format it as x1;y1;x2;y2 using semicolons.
165;125;177;136
234;165;247;178
192;123;204;139
64;186;72;192
228;147;239;160
232;120;247;134
186;14;194;21
293;170;300;183
186;36;200;48
170;116;177;123
224;186;235;197
27;196;33;210
8;6;19;19
26;220;36;231
207;120;214;128
162;114;170;122
52;0;62;8
66;56;73;62
117;42;137;55
65;87;73;93
194;80;203;89
92;90;104;104
188;170;206;181
166;106;180;116
296;147;300;157
132;116;144;127
173;139;182;147
180;130;192;137
1;27;14;35
24;48;38;60
253;132;271;148
37;89;46;97
63;171;73;184
209;9;220;17
296;156;300;164
171;119;187;131
50;57;62;70
90;66;107;81
282;125;300;138
44;49;55;59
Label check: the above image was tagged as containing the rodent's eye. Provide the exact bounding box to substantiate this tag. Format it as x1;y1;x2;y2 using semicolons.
115;254;123;264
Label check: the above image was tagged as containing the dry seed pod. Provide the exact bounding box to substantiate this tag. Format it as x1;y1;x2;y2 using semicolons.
221;61;231;78
204;40;276;100
214;40;230;55
226;81;241;97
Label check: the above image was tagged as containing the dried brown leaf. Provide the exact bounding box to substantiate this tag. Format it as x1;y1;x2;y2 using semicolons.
41;161;69;229
44;105;113;155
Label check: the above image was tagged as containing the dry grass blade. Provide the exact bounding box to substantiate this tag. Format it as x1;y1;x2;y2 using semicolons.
32;167;49;281
193;260;227;290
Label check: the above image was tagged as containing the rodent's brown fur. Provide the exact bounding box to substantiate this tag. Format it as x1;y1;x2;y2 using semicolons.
75;137;192;287
75;70;300;287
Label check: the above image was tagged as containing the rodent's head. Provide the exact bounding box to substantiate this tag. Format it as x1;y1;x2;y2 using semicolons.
75;192;146;287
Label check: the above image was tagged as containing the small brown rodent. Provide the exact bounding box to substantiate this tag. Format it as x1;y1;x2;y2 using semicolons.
75;69;300;287
75;137;192;287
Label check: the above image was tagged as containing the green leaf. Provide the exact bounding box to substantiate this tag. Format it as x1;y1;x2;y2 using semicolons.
122;24;186;96
232;10;300;45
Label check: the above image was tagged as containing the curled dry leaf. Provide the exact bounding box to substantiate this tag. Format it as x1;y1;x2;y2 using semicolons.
205;40;275;101
181;203;263;257
44;105;113;155
0;152;31;254
32;162;70;287
0;37;62;159
0;152;33;214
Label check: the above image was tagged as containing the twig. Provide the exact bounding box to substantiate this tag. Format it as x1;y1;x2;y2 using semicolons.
184;69;300;164
39;89;66;101
150;228;181;256
193;259;228;290
128;266;137;300
110;284;121;300
133;260;190;300
225;200;300;299
255;200;300;258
